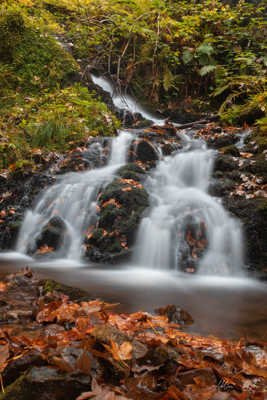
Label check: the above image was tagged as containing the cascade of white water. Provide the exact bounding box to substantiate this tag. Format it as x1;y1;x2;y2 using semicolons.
91;74;166;126
134;138;243;275
16;131;133;260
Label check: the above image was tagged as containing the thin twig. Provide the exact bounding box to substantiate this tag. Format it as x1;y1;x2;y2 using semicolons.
0;374;5;394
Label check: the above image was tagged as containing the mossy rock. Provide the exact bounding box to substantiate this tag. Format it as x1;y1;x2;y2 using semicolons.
32;216;68;256
99;179;149;209
38;279;92;302
117;163;145;182
84;177;149;262
214;154;238;172
222;145;240;157
224;197;267;272
0;367;91;400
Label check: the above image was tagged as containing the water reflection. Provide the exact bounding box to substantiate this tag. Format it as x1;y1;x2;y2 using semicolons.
0;255;266;341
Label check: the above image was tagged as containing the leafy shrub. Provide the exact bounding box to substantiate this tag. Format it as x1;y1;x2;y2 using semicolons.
23;85;120;150
0;8;25;62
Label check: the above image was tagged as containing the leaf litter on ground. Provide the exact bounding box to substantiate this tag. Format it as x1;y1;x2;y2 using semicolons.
0;268;266;399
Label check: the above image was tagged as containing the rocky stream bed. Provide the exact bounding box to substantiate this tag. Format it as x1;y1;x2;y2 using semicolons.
0;111;266;276
0;268;266;400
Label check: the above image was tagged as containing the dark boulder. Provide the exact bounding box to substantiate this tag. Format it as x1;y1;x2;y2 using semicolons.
214;154;239;172
209;177;236;197
84;177;149;263
177;216;208;273
245;158;267;182
116;110;152;128
155;304;194;326
117;163;145;182
33;216;67;255
1;366;91;400
207;134;239;149
224;197;267;274
0;173;55;250
134;139;159;164
222;145;240;157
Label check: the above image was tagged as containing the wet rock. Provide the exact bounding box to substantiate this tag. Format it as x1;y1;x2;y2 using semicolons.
224;197;267;273
209;178;236;197
0;173;55;250
178;368;217;388
116;110;152;128
117;163;145;182
92;325;147;360
84;177;149;263
148;344;181;365
56;139;110;174
34;216;67;254
214;154;238;172
207;134;239;149
3;350;46;387
245;158;267;181
160;141;181;156
2;366;91;400
177;216;208;273
155;304;193;325
134;139;159;164
164;108;200;124
222;145;240;157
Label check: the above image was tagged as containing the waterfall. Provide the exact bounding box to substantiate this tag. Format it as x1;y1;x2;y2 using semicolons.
16;131;133;260
134;137;243;275
14;69;244;275
91;74;166;126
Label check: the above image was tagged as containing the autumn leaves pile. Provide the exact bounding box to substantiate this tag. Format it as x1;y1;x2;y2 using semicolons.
0;268;266;399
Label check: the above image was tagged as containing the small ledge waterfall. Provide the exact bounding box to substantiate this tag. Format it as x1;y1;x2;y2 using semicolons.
15;73;244;275
16;131;133;259
91;74;166;126
134;134;243;275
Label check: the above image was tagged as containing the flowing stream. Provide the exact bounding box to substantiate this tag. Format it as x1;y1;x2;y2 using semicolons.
1;74;266;341
16;130;133;259
134;134;243;275
15;75;244;274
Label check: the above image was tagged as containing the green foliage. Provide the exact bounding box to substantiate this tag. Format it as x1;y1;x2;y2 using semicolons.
53;0;266;124
43;279;61;294
0;85;119;171
0;8;26;62
0;1;120;173
0;0;266;176
23;85;120;150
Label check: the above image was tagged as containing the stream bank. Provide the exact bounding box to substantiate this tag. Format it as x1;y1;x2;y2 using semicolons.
1;120;266;276
0;268;266;400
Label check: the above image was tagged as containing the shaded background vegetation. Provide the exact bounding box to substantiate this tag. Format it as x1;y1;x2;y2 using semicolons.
0;0;266;171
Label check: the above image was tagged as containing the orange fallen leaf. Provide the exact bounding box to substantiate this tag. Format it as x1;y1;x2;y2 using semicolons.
104;339;133;361
36;245;54;254
0;282;7;292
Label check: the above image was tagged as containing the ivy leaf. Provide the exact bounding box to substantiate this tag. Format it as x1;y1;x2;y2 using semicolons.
197;43;214;56
199;65;216;76
182;49;194;65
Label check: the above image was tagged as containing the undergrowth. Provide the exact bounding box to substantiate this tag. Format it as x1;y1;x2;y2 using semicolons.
0;1;119;172
0;0;266;173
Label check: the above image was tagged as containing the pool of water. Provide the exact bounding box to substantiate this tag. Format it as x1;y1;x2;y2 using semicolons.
0;253;267;342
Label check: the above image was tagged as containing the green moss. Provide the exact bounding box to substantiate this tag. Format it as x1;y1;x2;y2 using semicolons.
221;145;240;157
255;198;267;212
0;1;120;173
43;279;61;294
0;372;27;400
0;9;26;63
0;84;120;169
